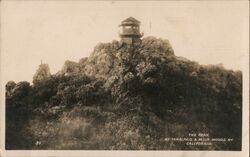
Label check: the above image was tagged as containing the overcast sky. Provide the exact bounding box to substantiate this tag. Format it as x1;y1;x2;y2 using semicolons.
1;1;249;83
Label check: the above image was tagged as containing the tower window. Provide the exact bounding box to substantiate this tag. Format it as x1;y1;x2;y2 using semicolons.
124;26;132;29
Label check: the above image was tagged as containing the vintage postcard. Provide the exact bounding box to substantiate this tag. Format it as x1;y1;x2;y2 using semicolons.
0;0;249;157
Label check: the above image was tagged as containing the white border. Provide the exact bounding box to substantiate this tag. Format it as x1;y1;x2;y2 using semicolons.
0;1;249;157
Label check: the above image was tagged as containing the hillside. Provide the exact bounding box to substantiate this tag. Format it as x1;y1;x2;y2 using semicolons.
5;36;242;150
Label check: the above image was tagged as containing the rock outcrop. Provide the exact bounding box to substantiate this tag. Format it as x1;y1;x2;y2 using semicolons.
6;36;242;150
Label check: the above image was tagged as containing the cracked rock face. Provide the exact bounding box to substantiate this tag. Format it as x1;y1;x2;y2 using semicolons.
83;37;174;88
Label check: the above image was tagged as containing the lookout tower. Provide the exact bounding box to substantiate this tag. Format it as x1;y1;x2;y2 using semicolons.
119;17;143;45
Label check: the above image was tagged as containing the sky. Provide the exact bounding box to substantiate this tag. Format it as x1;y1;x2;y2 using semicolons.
1;1;249;83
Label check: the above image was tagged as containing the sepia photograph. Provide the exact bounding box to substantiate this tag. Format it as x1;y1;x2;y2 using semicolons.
0;0;249;156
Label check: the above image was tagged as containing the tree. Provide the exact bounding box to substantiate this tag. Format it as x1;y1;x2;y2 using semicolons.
33;63;51;84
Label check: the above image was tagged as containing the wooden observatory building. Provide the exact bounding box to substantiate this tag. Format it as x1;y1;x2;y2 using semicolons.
119;17;143;45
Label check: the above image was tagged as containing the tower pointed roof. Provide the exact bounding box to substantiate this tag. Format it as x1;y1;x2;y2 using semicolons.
120;17;140;26
122;17;140;23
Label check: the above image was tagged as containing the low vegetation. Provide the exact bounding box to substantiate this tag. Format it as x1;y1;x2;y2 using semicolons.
6;37;242;150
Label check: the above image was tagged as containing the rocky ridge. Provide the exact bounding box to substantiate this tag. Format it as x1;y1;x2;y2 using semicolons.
6;36;242;150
